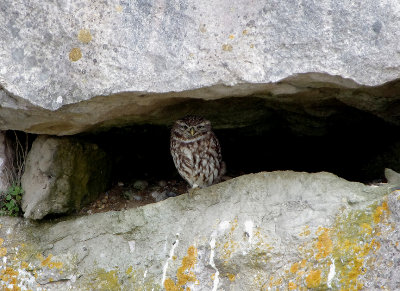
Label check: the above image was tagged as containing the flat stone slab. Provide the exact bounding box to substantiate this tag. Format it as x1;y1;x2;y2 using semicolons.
0;1;400;134
0;171;399;290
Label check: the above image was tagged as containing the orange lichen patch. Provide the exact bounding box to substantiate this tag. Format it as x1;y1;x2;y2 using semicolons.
78;29;92;43
20;261;29;269
288;281;297;290
164;246;198;291
69;48;82;61
300;259;307;268
38;254;63;269
229;34;234;39
373;201;389;224
0;237;5;257
315;227;333;259
0;267;19;289
226;273;236;282
299;225;311;237
290;262;299;273
305;269;321;288
360;223;373;236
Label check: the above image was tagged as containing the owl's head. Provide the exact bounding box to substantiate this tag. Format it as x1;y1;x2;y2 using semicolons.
172;115;212;140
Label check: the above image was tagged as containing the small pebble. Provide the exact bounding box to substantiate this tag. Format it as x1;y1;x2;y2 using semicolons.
158;180;167;187
133;180;149;191
132;195;142;201
117;182;124;187
166;192;178;197
151;191;168;202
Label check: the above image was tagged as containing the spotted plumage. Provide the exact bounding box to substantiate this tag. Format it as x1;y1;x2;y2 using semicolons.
170;116;225;188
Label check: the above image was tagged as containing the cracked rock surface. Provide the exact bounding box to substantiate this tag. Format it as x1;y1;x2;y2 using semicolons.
1;171;399;290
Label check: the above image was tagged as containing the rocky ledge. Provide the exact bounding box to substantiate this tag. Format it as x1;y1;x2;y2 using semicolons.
1;171;399;290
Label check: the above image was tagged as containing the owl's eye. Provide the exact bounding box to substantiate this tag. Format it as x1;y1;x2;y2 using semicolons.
197;125;204;129
182;125;189;130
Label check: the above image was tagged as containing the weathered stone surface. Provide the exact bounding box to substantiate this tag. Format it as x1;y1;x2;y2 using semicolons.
0;131;13;192
0;1;400;135
1;171;398;290
385;168;400;185
21;136;111;219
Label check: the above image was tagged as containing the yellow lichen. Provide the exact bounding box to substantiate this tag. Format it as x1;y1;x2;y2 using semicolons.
288;281;297;290
226;273;236;282
290;262;299;273
92;269;121;290
0;247;7;257
315;227;333;259
222;44;233;51
229;34;234;39
0;267;19;288
69;48;82;62
164;245;198;291
38;254;63;269
373;201;389;224
299;225;311;236
78;29;92;43
305;269;321;288
20;261;29;269
126;266;133;275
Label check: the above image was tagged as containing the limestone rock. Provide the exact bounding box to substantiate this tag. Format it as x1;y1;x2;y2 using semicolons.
21;136;111;219
385;168;400;185
1;171;398;290
0;131;14;192
0;1;400;134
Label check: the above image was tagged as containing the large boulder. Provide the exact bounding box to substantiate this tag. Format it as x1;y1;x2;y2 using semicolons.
0;1;400;135
21;136;111;219
1;171;398;290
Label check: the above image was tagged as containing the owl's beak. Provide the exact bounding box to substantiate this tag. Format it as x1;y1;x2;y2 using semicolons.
189;127;195;136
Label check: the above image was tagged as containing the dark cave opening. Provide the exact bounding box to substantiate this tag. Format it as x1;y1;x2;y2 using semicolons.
82;102;400;187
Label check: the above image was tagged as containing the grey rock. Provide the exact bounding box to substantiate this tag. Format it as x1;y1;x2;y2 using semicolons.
0;131;14;192
21;136;111;219
151;190;168;202
1;171;397;290
0;1;399;135
388;189;400;221
385;168;400;185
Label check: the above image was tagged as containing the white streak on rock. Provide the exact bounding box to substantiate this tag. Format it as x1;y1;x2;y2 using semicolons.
327;258;335;288
209;237;219;291
128;240;135;253
161;233;180;287
244;220;254;243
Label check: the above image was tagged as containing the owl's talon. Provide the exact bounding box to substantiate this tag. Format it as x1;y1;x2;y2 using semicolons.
188;185;199;197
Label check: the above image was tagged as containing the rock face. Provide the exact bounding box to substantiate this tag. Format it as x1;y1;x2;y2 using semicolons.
1;171;399;290
0;1;400;135
0;132;13;192
21;136;111;219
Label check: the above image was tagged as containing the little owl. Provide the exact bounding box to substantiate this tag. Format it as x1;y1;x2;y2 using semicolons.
170;115;225;188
